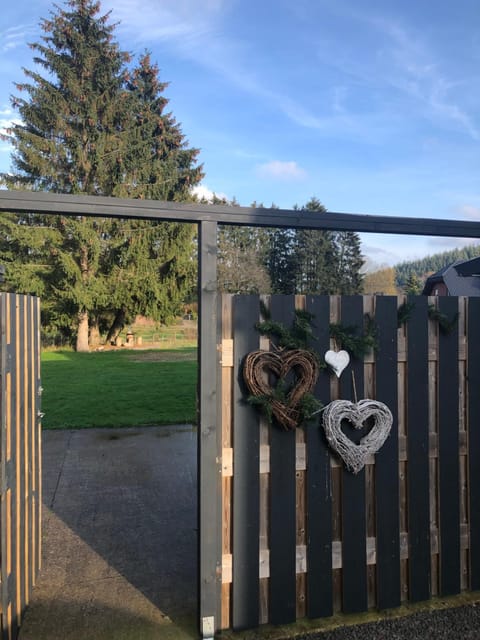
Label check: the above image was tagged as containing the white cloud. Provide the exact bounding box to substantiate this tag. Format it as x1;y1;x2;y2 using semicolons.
456;204;480;220
191;183;229;202
256;161;307;181
0;113;21;137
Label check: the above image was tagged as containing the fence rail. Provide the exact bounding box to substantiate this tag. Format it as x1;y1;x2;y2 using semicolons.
219;294;476;630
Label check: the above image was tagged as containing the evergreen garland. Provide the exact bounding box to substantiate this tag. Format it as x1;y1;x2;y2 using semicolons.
427;305;459;335
329;314;378;359
255;301;319;351
397;301;415;327
396;301;459;335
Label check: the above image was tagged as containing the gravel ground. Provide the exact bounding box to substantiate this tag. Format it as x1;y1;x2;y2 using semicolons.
295;603;480;639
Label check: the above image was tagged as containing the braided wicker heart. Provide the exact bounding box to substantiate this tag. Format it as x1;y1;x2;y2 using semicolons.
322;399;393;473
243;349;319;430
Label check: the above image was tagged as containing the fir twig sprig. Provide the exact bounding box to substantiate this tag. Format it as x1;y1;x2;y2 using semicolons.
428;305;459;335
397;301;415;327
397;300;458;335
256;301;317;352
329;314;378;360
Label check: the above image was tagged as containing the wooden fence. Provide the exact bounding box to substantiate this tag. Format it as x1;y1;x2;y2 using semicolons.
0;294;41;640
219;293;480;630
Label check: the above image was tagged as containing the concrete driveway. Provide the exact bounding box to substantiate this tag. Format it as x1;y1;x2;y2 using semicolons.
18;425;198;640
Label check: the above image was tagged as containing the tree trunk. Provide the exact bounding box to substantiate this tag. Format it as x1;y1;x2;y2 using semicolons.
89;317;101;347
76;310;90;352
106;307;127;345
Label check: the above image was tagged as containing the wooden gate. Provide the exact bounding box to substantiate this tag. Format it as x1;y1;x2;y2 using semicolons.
218;293;480;630
0;294;42;640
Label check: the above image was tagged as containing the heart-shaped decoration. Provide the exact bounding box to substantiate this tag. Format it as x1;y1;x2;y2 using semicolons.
322;399;393;473
243;349;319;430
325;349;350;378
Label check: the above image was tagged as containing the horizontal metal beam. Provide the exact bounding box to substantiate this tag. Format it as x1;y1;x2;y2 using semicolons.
0;189;480;238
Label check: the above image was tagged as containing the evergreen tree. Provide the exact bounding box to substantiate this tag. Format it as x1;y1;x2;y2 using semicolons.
100;52;202;343
293;198;337;294
404;273;423;295
332;231;364;294
266;226;297;294
1;1;203;349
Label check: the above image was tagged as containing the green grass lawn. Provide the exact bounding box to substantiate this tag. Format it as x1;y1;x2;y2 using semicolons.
41;348;197;429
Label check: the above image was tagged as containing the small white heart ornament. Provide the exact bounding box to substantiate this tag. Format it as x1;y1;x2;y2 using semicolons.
325;349;350;378
322;399;393;474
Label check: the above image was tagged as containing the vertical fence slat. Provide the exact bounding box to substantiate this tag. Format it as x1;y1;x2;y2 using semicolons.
406;295;431;602
375;296;401;609
339;296;368;614
268;295;297;625
437;296;460;596
0;293;8;640
17;296;26;621
232;295;260;630
468;297;480;589
306;296;333;618
34;297;41;577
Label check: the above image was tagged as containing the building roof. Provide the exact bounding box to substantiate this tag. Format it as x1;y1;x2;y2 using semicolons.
422;256;480;295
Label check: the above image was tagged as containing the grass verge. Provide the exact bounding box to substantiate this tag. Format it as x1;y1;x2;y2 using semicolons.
41;348;197;429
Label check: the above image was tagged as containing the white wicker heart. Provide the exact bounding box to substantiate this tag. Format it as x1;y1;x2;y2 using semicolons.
322;399;393;473
325;349;350;378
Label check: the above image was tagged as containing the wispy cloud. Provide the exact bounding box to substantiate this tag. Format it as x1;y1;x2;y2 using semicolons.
0;25;36;53
311;5;480;141
256;160;307;181
373;18;480;140
104;0;225;45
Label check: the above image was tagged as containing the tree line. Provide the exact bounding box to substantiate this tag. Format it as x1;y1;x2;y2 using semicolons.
0;0;364;350
217;197;363;296
395;244;480;289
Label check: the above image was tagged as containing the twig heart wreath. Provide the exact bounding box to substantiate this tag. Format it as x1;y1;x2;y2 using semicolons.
242;305;321;431
322;398;393;474
243;348;319;431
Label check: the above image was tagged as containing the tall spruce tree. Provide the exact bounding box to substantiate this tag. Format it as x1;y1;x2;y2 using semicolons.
99;52;202;343
332;231;364;294
1;0;203;349
294;198;337;294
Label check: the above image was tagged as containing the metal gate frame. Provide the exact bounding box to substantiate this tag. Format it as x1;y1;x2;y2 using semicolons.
1;190;480;638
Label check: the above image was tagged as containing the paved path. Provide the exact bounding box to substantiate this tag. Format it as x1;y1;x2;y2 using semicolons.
18;425;198;640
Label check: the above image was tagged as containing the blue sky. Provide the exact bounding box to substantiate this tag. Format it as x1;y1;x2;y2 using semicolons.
1;0;480;267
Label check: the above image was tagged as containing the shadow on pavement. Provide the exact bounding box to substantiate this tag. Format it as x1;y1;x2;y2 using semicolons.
19;425;198;640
